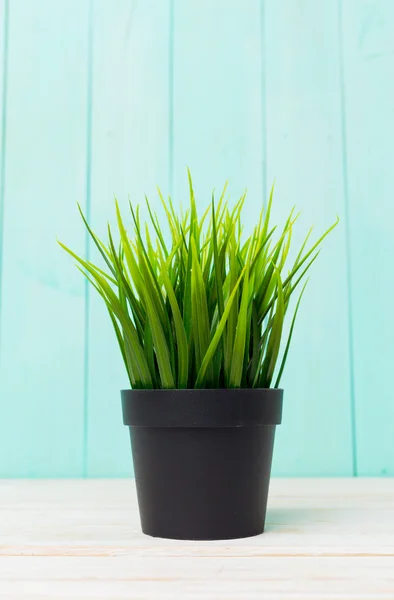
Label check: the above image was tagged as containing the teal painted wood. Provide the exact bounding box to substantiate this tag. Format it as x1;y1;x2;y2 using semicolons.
173;0;263;217
340;0;394;476
0;0;7;317
0;0;88;476
86;0;170;476
264;0;353;475
0;0;392;478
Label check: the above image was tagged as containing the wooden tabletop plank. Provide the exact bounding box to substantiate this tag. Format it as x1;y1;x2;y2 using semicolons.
0;479;393;599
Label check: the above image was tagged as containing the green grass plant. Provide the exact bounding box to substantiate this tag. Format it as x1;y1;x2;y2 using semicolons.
60;172;338;390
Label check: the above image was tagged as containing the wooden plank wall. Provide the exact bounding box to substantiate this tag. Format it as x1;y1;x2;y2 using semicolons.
0;0;392;477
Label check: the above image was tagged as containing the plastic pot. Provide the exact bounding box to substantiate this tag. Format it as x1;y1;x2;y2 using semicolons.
121;388;283;540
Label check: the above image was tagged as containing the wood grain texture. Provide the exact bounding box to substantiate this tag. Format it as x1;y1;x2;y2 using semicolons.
86;0;170;476
0;0;88;476
0;479;393;599
265;0;353;475
340;0;394;476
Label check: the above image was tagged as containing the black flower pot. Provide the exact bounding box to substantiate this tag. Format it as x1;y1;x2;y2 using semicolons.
121;388;283;541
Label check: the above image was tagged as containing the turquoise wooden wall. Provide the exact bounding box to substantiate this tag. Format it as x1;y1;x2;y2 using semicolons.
0;0;393;477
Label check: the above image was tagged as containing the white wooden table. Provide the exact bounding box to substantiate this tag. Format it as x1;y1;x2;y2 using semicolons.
0;479;393;599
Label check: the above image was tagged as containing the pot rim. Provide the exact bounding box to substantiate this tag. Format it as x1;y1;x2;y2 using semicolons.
121;388;283;428
121;387;283;393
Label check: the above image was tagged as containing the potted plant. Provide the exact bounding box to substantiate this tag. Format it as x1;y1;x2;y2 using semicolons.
60;172;337;540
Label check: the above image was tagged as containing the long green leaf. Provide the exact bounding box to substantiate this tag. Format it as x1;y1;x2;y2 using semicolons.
191;237;212;383
138;253;175;388
260;269;285;387
274;280;308;388
60;241;152;387
195;267;246;388
282;217;339;289
159;253;189;388
229;268;249;387
211;195;226;354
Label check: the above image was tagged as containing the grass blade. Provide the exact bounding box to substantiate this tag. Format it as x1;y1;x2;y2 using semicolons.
274;280;308;388
159;253;189;388
195;267;246;388
229;268;249;387
191;237;213;383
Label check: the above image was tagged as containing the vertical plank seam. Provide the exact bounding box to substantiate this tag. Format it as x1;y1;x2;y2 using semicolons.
0;0;10;367
337;0;357;476
260;0;267;208
83;0;94;478
168;0;174;197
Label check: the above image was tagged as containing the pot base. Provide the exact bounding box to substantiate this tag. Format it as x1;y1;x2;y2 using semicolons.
142;526;265;541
